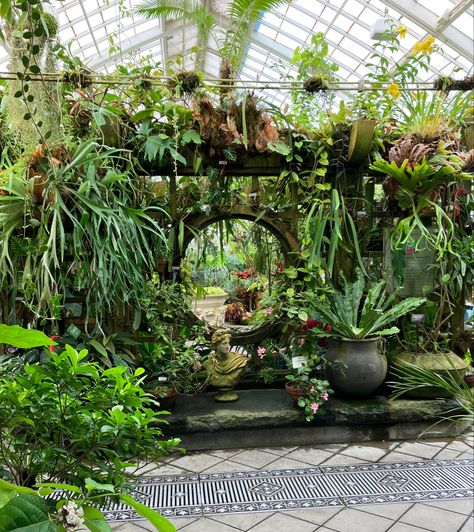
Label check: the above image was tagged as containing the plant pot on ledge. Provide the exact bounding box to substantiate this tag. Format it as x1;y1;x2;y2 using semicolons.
390;351;468;398
325;337;387;397
285;381;309;402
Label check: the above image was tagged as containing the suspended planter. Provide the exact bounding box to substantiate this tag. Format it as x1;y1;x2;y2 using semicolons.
347;119;376;164
100;114;122;148
462;118;474;151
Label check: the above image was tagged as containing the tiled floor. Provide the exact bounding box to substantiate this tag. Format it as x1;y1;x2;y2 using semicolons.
110;429;473;532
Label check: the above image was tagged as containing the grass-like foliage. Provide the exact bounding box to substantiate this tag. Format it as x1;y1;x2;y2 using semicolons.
390;360;473;427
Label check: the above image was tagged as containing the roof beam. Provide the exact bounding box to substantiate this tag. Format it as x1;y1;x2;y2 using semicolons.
381;0;473;60
88;19;190;70
77;0;101;57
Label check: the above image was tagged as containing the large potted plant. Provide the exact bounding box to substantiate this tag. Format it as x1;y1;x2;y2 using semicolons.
308;271;425;396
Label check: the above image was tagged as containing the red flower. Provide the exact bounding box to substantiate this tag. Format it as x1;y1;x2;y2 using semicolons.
49;335;60;352
324;324;332;332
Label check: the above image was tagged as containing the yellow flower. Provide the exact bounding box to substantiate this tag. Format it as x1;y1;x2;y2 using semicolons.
413;36;435;54
397;24;407;38
387;83;400;99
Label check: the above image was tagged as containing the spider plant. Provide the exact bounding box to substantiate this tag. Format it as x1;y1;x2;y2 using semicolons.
0;140;169;323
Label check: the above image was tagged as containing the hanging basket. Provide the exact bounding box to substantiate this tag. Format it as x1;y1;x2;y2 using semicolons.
462;122;474;151
347;120;376;164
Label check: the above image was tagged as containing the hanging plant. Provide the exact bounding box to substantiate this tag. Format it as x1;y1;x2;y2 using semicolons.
303;76;329;93
167;70;201;95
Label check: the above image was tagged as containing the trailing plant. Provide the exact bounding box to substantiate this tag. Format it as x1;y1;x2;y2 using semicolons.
302;187;366;279
0;141;169;323
275;32;339;129
3;1;62;151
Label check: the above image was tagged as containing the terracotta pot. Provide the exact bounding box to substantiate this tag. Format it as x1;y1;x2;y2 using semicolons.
464;373;474;388
325;337;387;397
285;381;308;402
149;387;178;409
156;259;168;273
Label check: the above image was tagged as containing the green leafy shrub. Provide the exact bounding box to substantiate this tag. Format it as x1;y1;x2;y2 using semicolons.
0;344;179;487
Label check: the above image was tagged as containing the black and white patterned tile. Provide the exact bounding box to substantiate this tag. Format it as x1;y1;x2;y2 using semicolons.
104;458;473;521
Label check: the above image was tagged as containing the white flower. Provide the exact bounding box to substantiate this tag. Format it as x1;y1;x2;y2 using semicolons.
57;501;85;529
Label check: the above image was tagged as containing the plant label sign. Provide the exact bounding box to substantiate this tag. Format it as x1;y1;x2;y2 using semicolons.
292;356;308;369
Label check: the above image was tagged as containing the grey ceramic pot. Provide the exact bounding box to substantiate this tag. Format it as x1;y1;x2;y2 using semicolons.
325;337;387;397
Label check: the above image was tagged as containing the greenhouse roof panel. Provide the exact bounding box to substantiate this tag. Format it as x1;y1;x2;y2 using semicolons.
0;0;471;102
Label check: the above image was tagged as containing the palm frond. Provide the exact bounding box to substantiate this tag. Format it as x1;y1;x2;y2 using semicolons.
227;0;289;24
222;0;289;70
135;0;190;20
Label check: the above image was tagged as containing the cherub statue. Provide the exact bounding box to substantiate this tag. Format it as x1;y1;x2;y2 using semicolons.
204;329;248;402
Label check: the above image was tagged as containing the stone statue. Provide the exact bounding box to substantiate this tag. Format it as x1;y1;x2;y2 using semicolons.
205;329;248;402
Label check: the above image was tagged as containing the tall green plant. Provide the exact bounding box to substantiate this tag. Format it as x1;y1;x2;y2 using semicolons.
303;188;365;279
135;0;289;72
0;141;169;322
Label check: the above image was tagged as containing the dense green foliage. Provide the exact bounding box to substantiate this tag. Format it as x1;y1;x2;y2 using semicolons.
0;343;179;487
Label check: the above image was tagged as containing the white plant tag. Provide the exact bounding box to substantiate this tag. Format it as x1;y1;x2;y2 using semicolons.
292;356;307;369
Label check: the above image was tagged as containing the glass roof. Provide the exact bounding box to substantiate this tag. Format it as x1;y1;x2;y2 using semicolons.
0;0;472;105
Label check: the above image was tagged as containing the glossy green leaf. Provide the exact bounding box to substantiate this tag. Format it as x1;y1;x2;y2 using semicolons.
119;494;176;532
0;325;56;348
0;494;55;532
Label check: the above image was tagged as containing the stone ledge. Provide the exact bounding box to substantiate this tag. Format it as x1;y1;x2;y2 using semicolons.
162;389;466;450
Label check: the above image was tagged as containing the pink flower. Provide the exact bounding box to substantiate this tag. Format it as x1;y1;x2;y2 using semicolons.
257;346;266;359
324;324;332;332
321;392;329;401
310;402;319;413
310;386;316;393
264;307;273;316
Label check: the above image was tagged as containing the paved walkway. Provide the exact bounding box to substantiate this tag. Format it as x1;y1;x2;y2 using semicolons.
110;429;473;532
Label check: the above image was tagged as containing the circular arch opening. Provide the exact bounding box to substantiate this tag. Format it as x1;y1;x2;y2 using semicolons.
174;206;299;345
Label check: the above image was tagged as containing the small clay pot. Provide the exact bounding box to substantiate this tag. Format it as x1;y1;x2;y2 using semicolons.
285;382;308;402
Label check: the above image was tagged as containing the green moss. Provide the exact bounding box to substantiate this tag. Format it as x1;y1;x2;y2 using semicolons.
42;13;58;38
